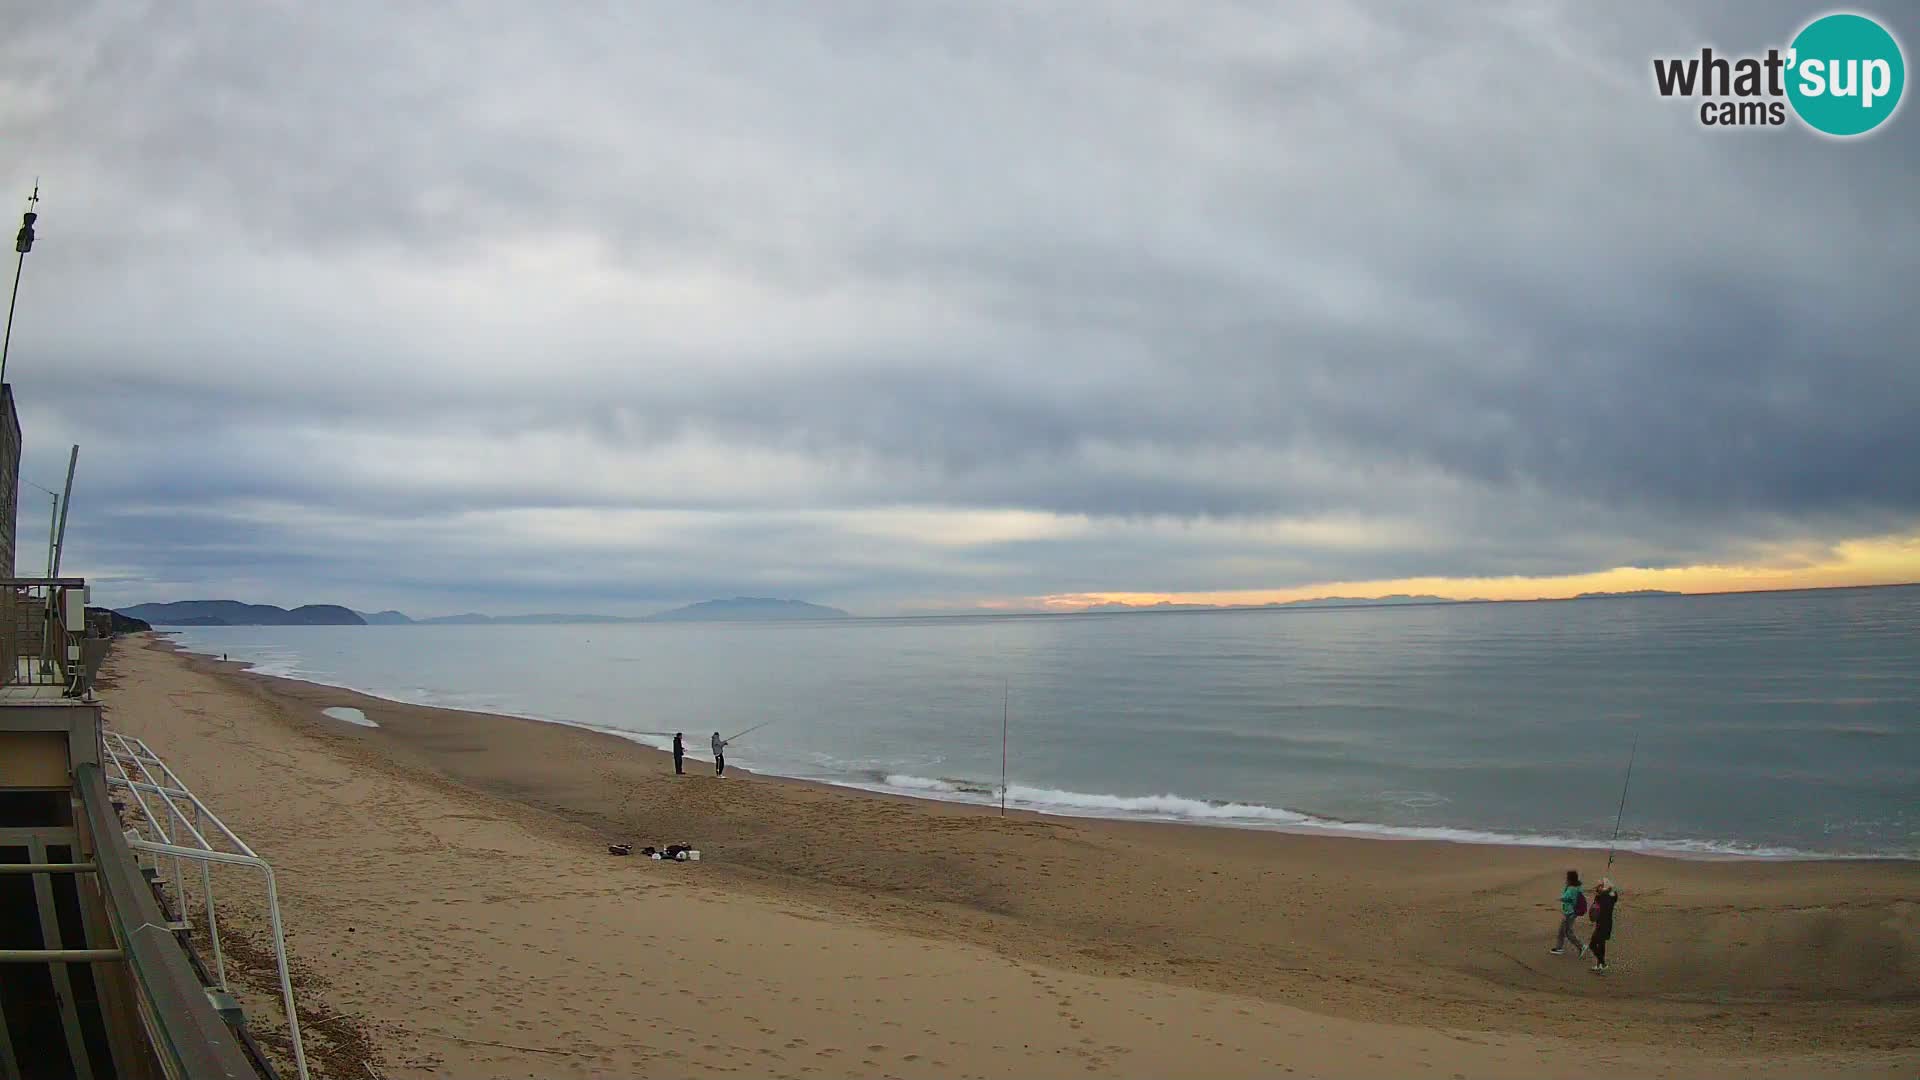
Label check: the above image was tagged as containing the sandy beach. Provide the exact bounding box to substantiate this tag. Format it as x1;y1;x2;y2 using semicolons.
94;635;1918;1078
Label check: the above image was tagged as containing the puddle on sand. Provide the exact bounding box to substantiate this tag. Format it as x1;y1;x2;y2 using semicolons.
321;706;379;728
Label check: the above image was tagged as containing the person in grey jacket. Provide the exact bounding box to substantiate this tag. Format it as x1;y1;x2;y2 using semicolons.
711;731;728;777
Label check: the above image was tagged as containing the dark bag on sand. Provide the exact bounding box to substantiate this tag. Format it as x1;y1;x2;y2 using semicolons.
1573;893;1589;917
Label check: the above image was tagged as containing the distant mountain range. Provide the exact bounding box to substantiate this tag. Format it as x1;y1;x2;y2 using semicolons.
1077;594;1461;613
115;597;851;626
400;599;853;624
404;612;648;625
88;606;152;633
108;585;1911;628
645;597;849;622
117;601;365;626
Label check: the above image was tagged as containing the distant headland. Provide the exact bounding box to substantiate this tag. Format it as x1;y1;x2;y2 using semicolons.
114;596;851;626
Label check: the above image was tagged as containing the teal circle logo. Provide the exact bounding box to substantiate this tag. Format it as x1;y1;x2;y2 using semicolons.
1787;13;1905;136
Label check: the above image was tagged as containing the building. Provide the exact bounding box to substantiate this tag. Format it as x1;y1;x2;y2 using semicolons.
1;384;20;577
2;381;270;1077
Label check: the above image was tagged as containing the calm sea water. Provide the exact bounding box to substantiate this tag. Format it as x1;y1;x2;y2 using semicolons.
167;587;1920;858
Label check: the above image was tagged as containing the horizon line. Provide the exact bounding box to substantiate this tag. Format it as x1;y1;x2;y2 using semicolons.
117;579;1919;624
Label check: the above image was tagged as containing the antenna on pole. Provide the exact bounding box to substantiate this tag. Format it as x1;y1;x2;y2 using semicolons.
1;181;41;387
1000;680;1009;817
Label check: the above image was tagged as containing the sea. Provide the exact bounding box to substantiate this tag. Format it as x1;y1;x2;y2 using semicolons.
166;586;1920;860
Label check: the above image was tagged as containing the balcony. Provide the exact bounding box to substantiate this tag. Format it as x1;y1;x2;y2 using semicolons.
1;578;107;703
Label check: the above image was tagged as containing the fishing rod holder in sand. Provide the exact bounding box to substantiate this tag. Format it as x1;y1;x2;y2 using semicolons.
102;729;309;1080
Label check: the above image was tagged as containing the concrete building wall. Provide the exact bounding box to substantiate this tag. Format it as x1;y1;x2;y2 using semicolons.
0;383;18;576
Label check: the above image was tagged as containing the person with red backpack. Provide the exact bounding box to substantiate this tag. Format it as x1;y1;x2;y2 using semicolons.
1551;869;1588;956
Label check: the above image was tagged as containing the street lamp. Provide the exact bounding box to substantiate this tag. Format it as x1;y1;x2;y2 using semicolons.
22;478;58;578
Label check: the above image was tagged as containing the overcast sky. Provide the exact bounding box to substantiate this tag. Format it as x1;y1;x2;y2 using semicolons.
2;1;1915;616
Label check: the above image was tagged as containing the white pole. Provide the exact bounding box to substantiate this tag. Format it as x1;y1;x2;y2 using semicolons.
51;444;77;578
41;493;56;674
200;860;226;990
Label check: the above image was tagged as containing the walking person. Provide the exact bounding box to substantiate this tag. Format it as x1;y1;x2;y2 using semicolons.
711;731;728;777
672;732;685;775
1551;869;1587;956
1588;878;1619;972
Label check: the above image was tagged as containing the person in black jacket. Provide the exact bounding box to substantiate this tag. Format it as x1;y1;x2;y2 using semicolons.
1589;878;1620;972
672;732;685;775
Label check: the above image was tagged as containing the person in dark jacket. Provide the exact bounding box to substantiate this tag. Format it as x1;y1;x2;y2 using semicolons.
672;732;685;775
712;731;728;776
1588;878;1620;972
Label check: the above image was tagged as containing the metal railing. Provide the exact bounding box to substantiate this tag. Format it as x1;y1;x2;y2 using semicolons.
1;575;92;694
103;730;309;1080
74;764;258;1080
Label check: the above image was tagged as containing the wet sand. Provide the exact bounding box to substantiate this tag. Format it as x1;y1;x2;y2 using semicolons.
96;635;1918;1078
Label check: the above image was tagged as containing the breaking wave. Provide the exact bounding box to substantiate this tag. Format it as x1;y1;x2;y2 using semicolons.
840;773;1900;860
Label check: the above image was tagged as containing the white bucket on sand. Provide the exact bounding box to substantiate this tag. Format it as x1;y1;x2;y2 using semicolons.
688;850;701;862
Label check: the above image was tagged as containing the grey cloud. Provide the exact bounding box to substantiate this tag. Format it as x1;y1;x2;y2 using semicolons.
1;1;1915;611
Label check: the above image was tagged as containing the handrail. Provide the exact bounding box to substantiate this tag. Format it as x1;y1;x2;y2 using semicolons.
125;837;307;1080
75;763;256;1079
109;734;259;858
102;731;308;1080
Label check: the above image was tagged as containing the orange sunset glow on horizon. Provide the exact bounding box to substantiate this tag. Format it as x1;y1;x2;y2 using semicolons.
1023;532;1920;612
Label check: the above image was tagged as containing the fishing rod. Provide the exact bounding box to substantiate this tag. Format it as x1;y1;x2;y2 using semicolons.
631;721;774;745
1604;735;1638;873
1000;680;1009;817
725;719;777;744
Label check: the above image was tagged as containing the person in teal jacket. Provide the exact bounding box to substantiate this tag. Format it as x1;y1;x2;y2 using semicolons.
1550;869;1586;956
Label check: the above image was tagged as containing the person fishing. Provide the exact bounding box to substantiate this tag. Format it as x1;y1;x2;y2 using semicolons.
711;731;728;777
672;732;685;775
1588;878;1619;973
1551;869;1587;956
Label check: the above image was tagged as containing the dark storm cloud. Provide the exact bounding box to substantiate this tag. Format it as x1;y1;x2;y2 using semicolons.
1;1;1915;612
